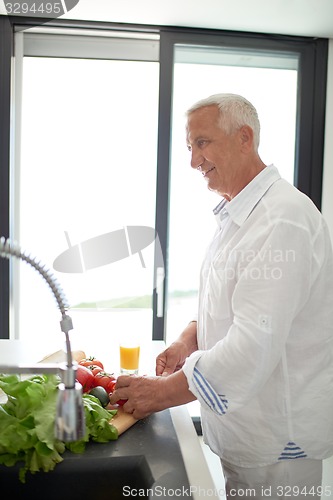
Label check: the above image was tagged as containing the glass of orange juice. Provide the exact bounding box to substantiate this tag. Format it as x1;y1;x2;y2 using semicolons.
119;341;140;375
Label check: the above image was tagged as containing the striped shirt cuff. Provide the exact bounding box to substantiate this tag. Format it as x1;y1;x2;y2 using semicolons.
183;352;228;416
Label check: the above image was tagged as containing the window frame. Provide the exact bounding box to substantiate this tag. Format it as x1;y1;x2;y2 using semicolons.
0;16;328;340
154;28;328;340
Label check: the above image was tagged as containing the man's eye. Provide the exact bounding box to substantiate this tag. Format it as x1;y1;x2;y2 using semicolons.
197;140;207;147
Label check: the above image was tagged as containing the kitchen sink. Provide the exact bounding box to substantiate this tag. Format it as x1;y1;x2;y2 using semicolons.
0;455;153;500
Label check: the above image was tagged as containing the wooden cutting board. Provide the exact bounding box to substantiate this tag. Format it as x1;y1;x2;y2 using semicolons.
40;349;138;436
107;405;138;435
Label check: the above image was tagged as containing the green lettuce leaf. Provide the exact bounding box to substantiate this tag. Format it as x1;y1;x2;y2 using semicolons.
0;372;118;483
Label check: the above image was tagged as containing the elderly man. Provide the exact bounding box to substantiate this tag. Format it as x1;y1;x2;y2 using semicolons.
111;94;333;499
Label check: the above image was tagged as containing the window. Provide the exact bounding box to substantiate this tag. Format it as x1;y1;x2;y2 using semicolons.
0;18;328;351
11;30;160;352
155;29;327;345
166;44;298;345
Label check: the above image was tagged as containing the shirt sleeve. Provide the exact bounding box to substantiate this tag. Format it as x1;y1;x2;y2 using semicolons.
182;219;324;415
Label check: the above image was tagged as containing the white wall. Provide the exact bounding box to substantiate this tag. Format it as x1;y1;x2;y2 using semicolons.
322;39;333;240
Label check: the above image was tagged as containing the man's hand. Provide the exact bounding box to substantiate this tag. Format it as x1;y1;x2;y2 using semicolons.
156;341;190;376
109;374;163;419
156;321;198;377
109;370;196;420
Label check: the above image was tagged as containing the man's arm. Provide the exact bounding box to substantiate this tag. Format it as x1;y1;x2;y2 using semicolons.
156;320;198;376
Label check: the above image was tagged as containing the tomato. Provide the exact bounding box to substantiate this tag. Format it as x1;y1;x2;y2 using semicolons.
106;378;127;407
107;379;117;393
79;357;104;370
94;372;116;393
86;364;104;377
76;365;95;393
117;398;127;407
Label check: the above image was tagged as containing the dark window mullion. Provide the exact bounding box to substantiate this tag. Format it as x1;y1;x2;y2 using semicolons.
152;33;174;340
294;39;328;209
310;39;328;208
0;17;13;339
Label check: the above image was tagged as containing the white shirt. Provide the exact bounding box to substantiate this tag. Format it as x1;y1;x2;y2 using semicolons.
183;165;333;467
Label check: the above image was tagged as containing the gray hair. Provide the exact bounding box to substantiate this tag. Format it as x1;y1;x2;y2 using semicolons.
186;93;260;151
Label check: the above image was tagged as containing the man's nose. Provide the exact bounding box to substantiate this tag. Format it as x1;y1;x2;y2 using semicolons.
190;148;203;170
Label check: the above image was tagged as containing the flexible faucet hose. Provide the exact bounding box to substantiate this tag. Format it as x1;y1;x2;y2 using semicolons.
0;236;73;368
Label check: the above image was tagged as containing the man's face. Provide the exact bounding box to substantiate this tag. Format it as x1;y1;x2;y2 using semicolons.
186;105;244;200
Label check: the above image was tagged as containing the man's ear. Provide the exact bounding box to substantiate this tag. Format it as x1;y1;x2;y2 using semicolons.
239;125;254;152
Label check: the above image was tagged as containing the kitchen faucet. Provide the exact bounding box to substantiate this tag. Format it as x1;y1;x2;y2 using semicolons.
0;236;85;442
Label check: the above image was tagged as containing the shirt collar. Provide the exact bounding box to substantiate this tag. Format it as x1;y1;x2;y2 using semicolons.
213;165;281;227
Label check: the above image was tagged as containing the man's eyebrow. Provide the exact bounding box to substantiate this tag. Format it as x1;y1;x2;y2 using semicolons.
196;136;211;146
188;135;209;143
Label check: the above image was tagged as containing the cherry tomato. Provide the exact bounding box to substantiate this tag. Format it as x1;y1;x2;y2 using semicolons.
79;356;104;369
94;371;116;393
106;378;127;407
107;379;117;393
86;364;104;377
117;398;127;407
76;365;95;393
